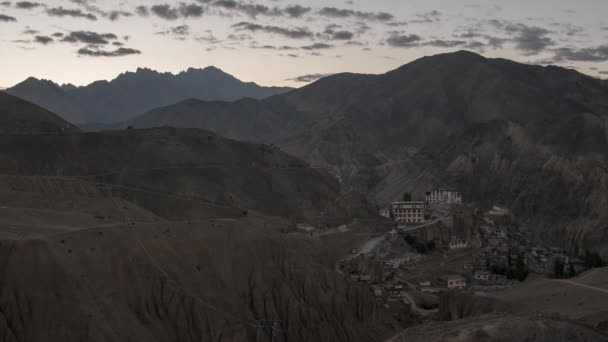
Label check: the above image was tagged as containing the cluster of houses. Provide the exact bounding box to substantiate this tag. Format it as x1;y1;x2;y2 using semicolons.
379;188;463;224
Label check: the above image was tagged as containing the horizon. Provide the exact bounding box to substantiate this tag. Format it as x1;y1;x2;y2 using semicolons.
1;0;607;88
4;50;608;90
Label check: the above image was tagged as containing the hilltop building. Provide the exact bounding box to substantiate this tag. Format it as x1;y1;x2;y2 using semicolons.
391;201;425;224
425;188;462;205
441;275;467;289
449;238;469;250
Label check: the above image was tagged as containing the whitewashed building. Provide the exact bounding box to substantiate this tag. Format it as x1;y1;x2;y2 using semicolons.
449;239;470;250
425;188;462;205
442;275;467;289
379;207;391;219
391;201;425;224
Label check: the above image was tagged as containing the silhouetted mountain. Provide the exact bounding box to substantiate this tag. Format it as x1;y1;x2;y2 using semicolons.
0;91;78;133
6;67;292;125
129;50;608;256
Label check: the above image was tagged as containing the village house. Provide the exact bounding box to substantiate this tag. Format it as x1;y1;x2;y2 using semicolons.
391;201;425;224
488;206;510;216
441;275;467;290
496;228;508;238
425;188;462;205
449;237;470;250
474;270;491;282
379;207;391;219
385;257;407;269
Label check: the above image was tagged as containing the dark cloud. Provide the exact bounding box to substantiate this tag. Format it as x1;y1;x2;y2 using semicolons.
15;1;42;9
158;25;191;36
386;34;422;47
47;7;97;20
144;3;203;20
209;0;282;18
424;39;466;48
107;10;132;21
331;30;354;40
301;43;332;50
0;13;16;21
61;31;118;45
171;25;190;35
318;7;393;21
284;5;310;18
505;24;554;54
0;2;10;7
51;32;63;37
410;10;442;24
135;6;148;16
553;45;608;62
34;35;52;44
321;24;354;40
232;21;313;39
78;46;141;57
287;73;333;83
0;14;17;22
22;28;37;34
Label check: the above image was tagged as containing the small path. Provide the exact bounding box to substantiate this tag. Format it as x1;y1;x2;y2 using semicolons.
554;279;608;294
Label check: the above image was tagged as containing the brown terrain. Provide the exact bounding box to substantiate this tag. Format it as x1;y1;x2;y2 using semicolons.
126;51;608;258
2;52;608;341
0;96;401;341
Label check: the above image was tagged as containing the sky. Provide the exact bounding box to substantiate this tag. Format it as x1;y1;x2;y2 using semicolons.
0;0;607;88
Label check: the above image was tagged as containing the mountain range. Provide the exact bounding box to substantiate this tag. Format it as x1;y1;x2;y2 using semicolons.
0;91;78;134
127;51;608;257
4;67;292;125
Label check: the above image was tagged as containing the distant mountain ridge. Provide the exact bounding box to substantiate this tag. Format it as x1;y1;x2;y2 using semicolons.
5;67;293;125
0;91;78;133
127;50;608;257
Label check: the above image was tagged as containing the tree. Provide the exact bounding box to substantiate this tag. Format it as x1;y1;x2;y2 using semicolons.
402;192;412;202
568;263;576;278
584;250;604;270
553;258;565;279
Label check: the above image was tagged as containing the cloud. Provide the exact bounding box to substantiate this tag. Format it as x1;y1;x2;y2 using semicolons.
0;13;16;21
301;43;332;50
61;31;118;44
34;35;52;44
321;25;354;40
47;7;97;20
553;45;608;62
78;46;141;57
287;73;333;83
505;24;554;54
0;2;10;7
424;39;466;48
331;31;354;40
318;7;393;21
157;25;191;36
139;3;203;20
232;21;313;39
15;1;42;9
107;10;132;21
386;34;422;47
284;5;310;18
210;0;281;18
410;10;442;24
